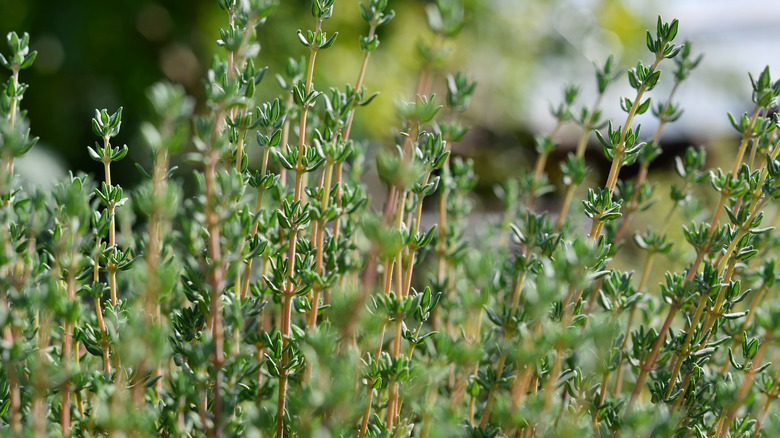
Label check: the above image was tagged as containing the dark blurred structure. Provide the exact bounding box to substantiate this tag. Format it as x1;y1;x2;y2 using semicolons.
0;0;392;187
0;1;206;184
2;0;779;196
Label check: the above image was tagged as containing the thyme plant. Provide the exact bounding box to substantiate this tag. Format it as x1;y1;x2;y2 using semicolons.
3;2;780;437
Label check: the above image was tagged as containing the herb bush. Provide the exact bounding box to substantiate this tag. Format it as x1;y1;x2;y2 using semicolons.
2;1;780;437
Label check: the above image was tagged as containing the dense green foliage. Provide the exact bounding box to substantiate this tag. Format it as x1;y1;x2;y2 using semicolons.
2;1;780;437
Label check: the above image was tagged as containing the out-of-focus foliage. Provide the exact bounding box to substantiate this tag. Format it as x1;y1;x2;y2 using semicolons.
0;0;662;188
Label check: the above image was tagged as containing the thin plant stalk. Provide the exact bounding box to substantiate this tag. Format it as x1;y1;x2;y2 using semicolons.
330;22;378;316
204;149;226;438
591;56;664;241
278;92;295;189
384;111;426;429
101;142;119;307
31;308;52;437
666;258;737;400
93;245;110;375
480;268;528;428
751;366;780;437
715;330;771;438
61;254;77;437
612;246;656;397
666;157;776;400
0;63;21;433
385;204;409;430
718;280;771;376
145;143;170;397
555;90;606;232
627;105;764;415
668;205;769;407
307;154;334;328
2;297;20;436
3;66;19;175
240;145;272;301
526;122;566;213
466;309;484;425
612;82;681;245
277;16;324;437
401;173;431;295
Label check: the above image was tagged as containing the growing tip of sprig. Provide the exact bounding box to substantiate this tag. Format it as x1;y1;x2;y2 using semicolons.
595;55;621;95
397;94;442;125
446;72;477;112
0;31;37;71
360;0;395;26
646;16;681;59
311;0;335;20
91;107;123;139
749;66;780;109
426;0;467;38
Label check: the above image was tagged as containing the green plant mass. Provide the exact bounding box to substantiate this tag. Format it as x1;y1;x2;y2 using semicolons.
4;1;780;437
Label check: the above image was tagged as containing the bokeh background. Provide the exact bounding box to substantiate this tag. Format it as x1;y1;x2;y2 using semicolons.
2;0;780;208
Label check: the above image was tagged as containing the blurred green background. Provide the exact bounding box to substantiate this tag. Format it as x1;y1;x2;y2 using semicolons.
1;0;777;195
0;0;642;185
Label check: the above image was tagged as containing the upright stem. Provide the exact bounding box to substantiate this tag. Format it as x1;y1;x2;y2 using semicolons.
277;291;294;438
0;69;21;432
666;182;768;402
719;280;769;376
716;331;772;438
329;25;379;319
277;18;323;437
102;146;119;307
205;150;225;438
342;24;376;144
61;255;77;438
240;146;272;301
4;68;19;175
591;56;663;240
401;173;432;296
465;310;484;425
358;384;375;438
307;157;334;329
751;366;780;437
480;269;527;427
613;252;654;396
385;199;408;430
2;297;20;436
358;264;394;435
93;243;110;375
278;92;295;188
613;81;681;245
235;111;248;174
526;123;565;212
626;182;733;414
2;64;21;425
479;350;509;429
555;92;604;232
626;305;677;413
145;145;170;397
